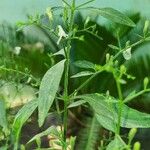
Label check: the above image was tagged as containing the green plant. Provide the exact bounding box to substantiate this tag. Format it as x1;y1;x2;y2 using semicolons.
1;0;150;150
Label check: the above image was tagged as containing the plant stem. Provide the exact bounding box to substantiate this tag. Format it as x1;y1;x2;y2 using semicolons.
63;50;69;149
69;71;100;97
116;79;123;135
0;66;37;82
124;89;150;103
62;1;75;149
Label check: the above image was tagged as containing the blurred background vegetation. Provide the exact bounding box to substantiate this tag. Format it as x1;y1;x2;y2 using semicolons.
0;0;150;24
0;0;150;149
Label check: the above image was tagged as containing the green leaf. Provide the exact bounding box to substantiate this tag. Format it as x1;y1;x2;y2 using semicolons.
77;93;150;132
108;44;120;51
68;100;86;108
71;71;94;78
28;126;58;144
76;115;101;150
0;100;7;130
106;135;127;150
52;48;65;57
38;60;65;127
74;60;95;70
12;99;38;149
98;7;136;27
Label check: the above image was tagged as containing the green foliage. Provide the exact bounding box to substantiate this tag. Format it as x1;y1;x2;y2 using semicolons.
38;60;65;127
71;71;94;78
0;100;7;131
77;94;150;132
74;60;95;70
0;0;150;149
12;99;37;149
106;135;127;150
27;126;59;144
97;7;136;27
76;115;100;150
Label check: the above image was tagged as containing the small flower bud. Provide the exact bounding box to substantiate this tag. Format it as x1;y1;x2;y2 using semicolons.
120;65;126;74
144;77;149;90
133;142;141;150
84;16;90;28
128;128;137;142
106;53;110;63
143;20;149;36
46;7;53;21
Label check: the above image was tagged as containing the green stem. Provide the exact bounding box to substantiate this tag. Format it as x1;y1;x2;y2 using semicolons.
69;71;100;97
76;0;95;9
0;66;37;82
63;52;69;149
124;89;150;103
116;79;123;135
62;1;75;149
113;38;145;60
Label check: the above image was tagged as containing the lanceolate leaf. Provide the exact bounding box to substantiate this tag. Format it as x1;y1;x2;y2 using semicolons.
74;60;95;70
98;7;136;27
0;100;7;130
68;100;86;108
52;48;65;57
28;126;58;144
12;99;38;149
38;60;65;127
71;71;94;78
77;93;150;132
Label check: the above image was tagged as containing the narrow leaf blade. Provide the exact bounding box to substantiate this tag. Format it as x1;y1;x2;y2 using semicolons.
71;71;94;78
77;94;150;132
12;99;38;147
68;100;86;108
38;60;65;127
0;100;7;130
28;126;58;144
98;7;136;27
74;60;95;70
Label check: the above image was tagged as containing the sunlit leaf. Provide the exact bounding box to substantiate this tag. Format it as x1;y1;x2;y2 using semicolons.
71;71;94;78
38;60;65;127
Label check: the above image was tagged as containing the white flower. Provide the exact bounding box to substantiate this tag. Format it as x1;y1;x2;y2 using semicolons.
123;47;131;60
57;25;68;45
14;46;21;55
